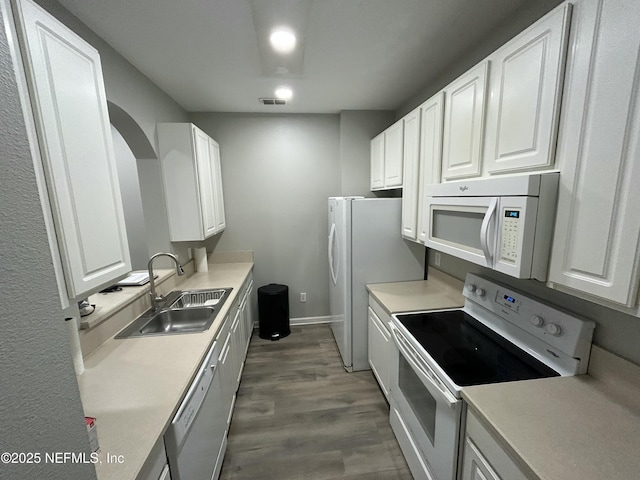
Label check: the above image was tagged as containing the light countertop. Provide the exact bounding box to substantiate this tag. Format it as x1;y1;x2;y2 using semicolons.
77;262;253;480
462;346;640;480
366;268;465;314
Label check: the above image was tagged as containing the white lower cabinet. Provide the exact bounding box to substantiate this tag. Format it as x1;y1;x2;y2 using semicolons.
14;0;131;305
230;307;244;391
367;298;392;401
461;408;528;480
161;273;253;480
241;277;254;350
137;438;170;480
548;0;640;310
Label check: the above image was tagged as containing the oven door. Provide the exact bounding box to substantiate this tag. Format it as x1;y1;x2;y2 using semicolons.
390;324;461;480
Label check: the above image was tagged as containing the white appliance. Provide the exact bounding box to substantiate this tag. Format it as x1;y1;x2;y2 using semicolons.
165;340;227;480
389;273;595;480
328;197;425;372
424;173;559;281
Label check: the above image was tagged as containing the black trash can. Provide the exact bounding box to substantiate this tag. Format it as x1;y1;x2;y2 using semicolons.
258;284;290;340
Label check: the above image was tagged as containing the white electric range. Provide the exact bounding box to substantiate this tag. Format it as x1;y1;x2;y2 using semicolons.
389;273;595;480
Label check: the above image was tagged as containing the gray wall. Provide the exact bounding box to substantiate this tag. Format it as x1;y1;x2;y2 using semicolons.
431;252;640;366
191;113;341;319
339;110;395;197
0;1;96;477
111;126;149;270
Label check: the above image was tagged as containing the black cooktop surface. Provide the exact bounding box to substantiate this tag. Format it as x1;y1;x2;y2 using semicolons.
396;310;559;387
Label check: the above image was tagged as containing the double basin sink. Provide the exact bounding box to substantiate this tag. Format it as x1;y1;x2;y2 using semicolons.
116;288;232;338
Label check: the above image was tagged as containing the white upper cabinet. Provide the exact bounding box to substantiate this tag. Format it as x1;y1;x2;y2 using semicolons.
371;118;404;191
401;108;421;240
484;4;571;175
441;61;488;181
194;128;218;239
15;0;131;301
209;139;226;232
157;123;226;242
370;132;385;190
383;119;404;188
417;92;444;244
548;0;640;309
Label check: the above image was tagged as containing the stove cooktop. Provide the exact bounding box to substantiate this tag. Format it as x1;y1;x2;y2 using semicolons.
395;310;560;387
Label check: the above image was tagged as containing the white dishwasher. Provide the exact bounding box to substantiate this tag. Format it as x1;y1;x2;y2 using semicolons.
165;340;228;480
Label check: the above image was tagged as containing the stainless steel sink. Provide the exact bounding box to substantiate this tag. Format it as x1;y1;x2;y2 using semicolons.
138;307;216;335
115;287;232;338
169;288;231;308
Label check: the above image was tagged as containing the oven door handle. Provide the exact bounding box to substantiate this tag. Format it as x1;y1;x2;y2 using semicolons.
391;325;458;408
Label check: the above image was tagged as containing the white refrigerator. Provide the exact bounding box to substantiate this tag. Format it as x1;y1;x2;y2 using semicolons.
328;197;425;371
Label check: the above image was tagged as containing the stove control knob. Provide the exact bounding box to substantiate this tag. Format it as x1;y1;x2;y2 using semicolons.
466;284;476;293
475;288;486;298
545;323;563;336
529;315;545;327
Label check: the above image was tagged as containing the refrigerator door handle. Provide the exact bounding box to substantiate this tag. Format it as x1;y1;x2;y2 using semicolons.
328;223;338;285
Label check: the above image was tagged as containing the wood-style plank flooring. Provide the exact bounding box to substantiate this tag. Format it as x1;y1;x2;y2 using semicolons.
219;324;412;480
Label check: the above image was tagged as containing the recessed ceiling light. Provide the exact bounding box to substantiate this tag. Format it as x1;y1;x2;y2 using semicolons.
274;86;293;101
269;28;296;54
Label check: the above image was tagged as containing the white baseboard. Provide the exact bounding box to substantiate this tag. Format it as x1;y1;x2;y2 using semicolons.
290;315;332;326
251;316;332;329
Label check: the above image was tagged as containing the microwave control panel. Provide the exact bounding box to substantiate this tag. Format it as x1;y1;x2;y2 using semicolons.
500;209;521;262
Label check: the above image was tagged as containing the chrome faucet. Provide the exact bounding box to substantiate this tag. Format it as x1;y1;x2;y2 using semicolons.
148;252;185;311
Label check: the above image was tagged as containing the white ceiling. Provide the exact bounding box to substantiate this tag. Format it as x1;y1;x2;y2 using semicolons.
57;0;547;114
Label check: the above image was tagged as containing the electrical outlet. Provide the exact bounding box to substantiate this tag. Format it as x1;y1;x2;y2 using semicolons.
300;292;307;303
434;252;441;267
187;247;193;260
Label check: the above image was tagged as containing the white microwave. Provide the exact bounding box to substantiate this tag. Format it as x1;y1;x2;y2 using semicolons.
424;173;559;281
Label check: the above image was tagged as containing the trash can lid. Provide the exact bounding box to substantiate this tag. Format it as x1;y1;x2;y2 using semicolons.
258;284;288;295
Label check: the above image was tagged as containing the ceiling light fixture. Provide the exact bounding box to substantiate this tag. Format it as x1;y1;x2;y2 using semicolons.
274;86;293;101
269;28;296;54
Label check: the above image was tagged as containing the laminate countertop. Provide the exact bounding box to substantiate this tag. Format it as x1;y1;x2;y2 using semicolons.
462;345;640;480
77;262;253;480
366;268;465;314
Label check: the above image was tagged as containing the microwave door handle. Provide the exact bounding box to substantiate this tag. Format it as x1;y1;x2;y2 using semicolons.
390;325;458;407
480;197;498;266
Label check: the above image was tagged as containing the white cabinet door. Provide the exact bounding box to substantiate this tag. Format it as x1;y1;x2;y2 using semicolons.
230;307;244;391
461;439;501;480
463;409;529;480
16;0;130;299
242;276;254;346
367;306;390;400
194;127;217;238
217;324;235;429
401;108;421;240
548;0;640;308
484;4;571;175
384;119;404;188
158;123;224;241
442;62;488;181
417;92;444;244
209;139;226;232
370;132;385;190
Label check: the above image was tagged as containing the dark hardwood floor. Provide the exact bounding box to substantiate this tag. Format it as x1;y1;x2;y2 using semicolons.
219;324;412;480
